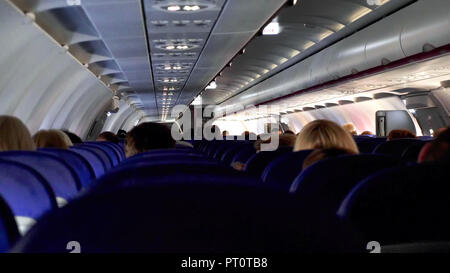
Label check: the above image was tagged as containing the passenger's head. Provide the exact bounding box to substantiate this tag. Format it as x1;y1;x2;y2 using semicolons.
360;131;375;136
283;130;295;135
342;123;357;136
303;148;358;169
387;129;416;141
241;131;256;141
125;122;175;157
222;130;229;137
117;129;127;139
97;131;119;144
294;120;359;153
254;134;296;152
418;127;450;164
33;130;73;149
0;116;36;151
62;130;83;144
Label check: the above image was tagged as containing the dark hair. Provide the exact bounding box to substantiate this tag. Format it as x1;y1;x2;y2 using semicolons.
125;123;175;157
62;130;83;144
419;127;450;164
117;129;127;139
97;131;119;144
387;129;416;141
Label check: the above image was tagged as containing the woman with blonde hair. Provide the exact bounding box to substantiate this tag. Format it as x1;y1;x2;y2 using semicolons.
33;130;73;149
0;116;36;151
294;120;359;154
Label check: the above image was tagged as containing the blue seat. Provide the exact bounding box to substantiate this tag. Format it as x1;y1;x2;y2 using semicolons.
261;150;313;190
231;145;256;165
220;143;252;165
212;141;237;161
119;154;209;168
338;164;450;245
290;154;400;215
401;141;428;163
373;139;425;157
85;142;124;162
129;149;202;158
70;146;106;177
244;147;293;177
0;159;57;234
355;137;386;153
80;143;118;167
38;148;95;188
12;183;363;253
0;195;19;253
0;151;82;205
92;160;246;189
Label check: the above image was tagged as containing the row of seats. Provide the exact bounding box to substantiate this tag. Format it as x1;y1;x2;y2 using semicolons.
1;137;448;252
0;141;125;243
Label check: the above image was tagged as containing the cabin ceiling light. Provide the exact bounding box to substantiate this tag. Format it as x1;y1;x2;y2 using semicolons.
167;5;181;11
206;81;217;90
67;0;81;6
263;22;280;35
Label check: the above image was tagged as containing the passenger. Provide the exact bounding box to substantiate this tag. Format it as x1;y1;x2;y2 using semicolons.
232;133;296;171
117;129;127;139
360;131;375;136
125;122;176;157
33;130;73;149
0;115;36;151
342;123;358;136
96;131;119;144
387;129;416;141
433;127;449;139
294;120;359;153
62;130;83;144
302;148;357;169
241;131;257;141
222;130;229;137
254;133;296;152
418;127;450;164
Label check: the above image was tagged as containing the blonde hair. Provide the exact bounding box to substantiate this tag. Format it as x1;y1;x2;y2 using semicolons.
0;116;36;151
294;120;359;153
33;130;73;149
342;123;357;135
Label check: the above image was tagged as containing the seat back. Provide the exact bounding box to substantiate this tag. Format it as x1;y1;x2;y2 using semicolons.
0;151;81;204
0;159;57;233
85;142;124;163
290;154;400;214
373;139;424;157
12;183;363;253
93;160;250;189
401;142;428;163
231;146;256;165
244;147;293;177
119;154;209;169
39;148;95;188
220;143;251;165
0;195;19;253
78;144;116;168
338;164;450;244
70;146;106;178
261;150;313;190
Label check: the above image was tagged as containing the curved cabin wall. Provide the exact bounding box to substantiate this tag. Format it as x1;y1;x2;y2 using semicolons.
280;97;421;135
0;1;112;139
218;0;450;112
215;97;422;136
